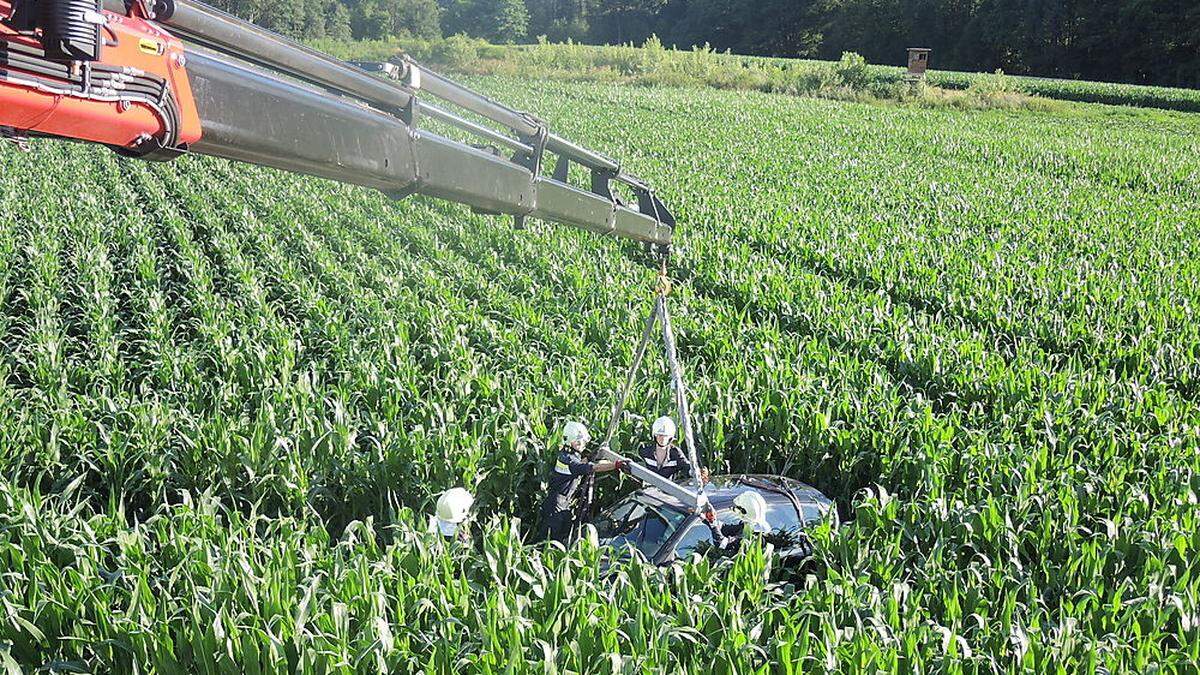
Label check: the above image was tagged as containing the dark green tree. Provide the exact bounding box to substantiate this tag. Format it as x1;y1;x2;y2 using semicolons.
302;0;328;40
386;0;442;38
327;2;354;39
458;0;529;42
527;0;588;41
592;0;664;44
438;0;472;35
442;0;528;42
352;0;440;39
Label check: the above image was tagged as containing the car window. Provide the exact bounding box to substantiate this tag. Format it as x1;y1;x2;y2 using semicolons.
593;498;646;539
672;519;713;558
801;503;825;525
764;500;803;534
601;503;687;560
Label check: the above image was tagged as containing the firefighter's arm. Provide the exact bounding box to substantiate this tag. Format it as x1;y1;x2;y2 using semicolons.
564;454;617;475
591;446;626;473
592;460;620;473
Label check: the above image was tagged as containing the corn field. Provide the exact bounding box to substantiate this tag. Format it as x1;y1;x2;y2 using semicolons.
1;74;1199;672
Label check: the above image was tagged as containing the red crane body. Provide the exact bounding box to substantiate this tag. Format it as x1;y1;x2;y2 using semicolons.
0;0;200;151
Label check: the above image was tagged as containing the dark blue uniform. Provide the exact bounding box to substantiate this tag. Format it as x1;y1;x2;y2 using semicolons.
539;448;595;543
638;443;693;481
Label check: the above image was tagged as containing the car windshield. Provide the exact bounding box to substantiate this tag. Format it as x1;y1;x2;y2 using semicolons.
594;497;688;560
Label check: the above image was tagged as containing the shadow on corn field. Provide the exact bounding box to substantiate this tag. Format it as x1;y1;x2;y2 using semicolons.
683;265;964;417
748;235;1200;410
740;237;1132;378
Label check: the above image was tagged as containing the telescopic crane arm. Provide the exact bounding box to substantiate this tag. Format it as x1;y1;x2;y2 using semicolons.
0;0;675;249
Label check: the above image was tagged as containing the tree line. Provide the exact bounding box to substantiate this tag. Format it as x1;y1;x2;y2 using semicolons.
204;0;441;42
208;0;1198;88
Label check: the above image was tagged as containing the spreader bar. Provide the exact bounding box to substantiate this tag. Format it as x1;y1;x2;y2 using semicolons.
598;448;709;513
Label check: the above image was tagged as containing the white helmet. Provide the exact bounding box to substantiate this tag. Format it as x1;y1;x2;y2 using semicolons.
562;421;591;446
435;487;474;537
733;491;770;533
652;416;677;439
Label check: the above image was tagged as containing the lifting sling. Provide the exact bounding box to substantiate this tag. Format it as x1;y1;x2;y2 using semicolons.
575;266;708;533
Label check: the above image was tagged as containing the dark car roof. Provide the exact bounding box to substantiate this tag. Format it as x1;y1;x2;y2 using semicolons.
638;474;832;515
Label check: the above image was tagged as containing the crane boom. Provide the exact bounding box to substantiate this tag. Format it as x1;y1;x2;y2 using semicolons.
0;0;675;248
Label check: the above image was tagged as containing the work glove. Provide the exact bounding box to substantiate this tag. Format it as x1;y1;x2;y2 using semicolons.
615;460;631;474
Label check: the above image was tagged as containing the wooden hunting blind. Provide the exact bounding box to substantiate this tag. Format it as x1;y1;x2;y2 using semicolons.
907;48;932;78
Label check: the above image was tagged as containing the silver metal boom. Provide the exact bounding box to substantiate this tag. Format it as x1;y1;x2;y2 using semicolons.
99;0;675;248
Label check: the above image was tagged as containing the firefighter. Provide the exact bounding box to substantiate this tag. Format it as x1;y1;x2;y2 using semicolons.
708;490;771;550
539;421;628;544
430;487;474;542
638;416;708;483
638;416;692;481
